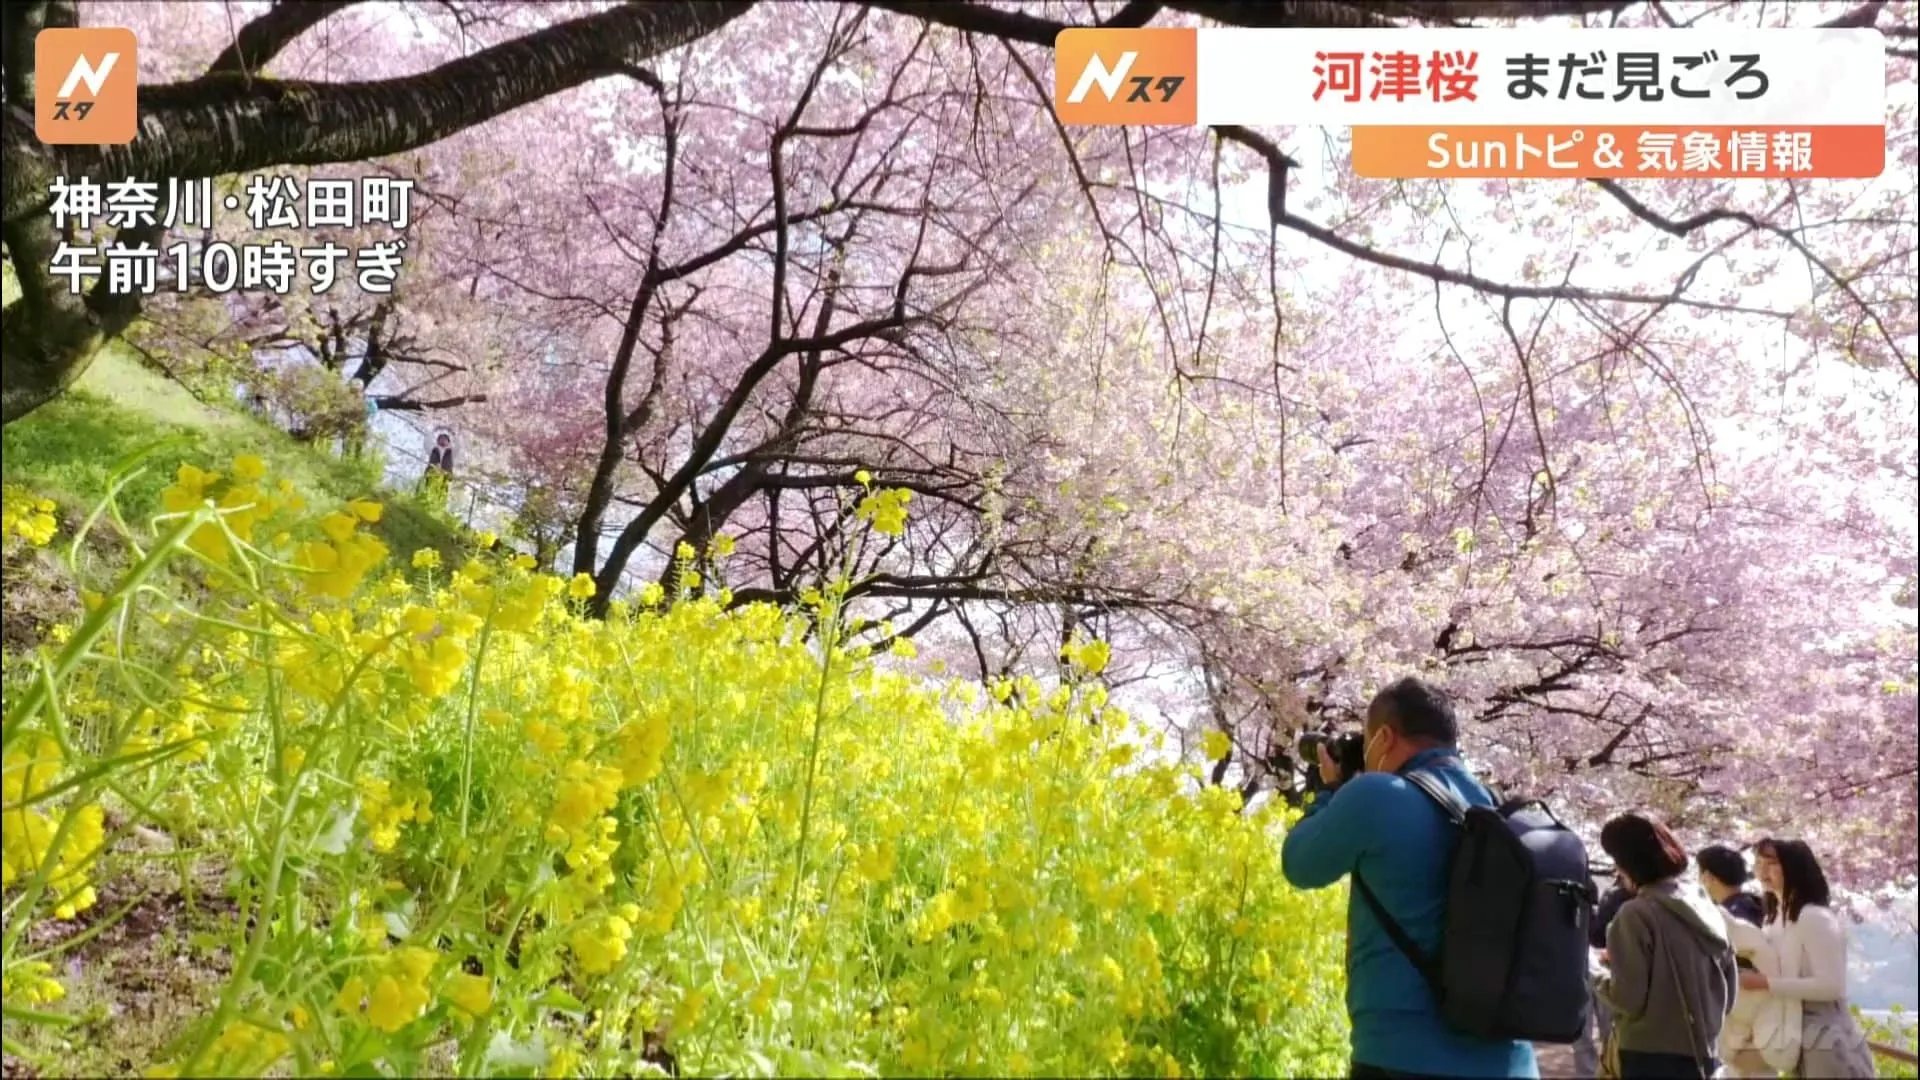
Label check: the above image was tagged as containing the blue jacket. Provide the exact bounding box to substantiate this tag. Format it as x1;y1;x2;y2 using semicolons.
1720;890;1764;927
1281;747;1538;1078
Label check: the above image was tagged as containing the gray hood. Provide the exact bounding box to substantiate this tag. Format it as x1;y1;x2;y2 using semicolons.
1639;877;1732;949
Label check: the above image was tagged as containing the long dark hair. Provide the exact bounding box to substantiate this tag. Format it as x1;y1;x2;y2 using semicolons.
1756;837;1833;924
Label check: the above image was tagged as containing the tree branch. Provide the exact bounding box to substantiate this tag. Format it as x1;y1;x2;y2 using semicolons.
1588;178;1915;384
3;0;752;224
205;1;362;77
373;392;488;412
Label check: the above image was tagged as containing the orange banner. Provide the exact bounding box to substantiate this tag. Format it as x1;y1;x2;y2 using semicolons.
1351;125;1884;179
1054;28;1199;127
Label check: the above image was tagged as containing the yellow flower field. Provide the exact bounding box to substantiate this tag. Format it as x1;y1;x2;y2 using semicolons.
1;462;1349;1078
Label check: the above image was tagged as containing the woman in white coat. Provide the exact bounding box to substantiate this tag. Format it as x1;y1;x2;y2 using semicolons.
1739;838;1876;1079
1718;914;1798;1077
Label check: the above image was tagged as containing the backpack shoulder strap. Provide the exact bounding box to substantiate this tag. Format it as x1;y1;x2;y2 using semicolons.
1643;897;1713;1070
1351;870;1445;1001
1400;766;1470;825
1498;795;1570;829
1347;764;1469;1005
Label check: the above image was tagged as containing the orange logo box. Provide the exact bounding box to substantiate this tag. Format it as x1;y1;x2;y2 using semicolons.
35;27;138;145
1054;28;1197;127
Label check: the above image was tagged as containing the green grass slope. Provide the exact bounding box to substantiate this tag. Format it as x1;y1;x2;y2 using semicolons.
1;343;464;652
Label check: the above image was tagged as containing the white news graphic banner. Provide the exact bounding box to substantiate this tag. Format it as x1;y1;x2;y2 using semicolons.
1193;28;1886;127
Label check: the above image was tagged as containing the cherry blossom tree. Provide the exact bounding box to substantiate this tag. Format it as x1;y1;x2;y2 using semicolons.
4;0;1750;423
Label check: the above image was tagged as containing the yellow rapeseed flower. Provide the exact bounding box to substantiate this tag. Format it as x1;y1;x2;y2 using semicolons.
317;511;359;544
613;712;671;787
401;634;469;698
443;972;492;1019
160;464;219;515
1201;729;1233;762
231;454;268;482
343;946;436;1033
205;1020;290;1072
856;488;912;536
296;533;389;599
1;485;60;547
570;912;634;975
547;761;623;844
1;961;66;1005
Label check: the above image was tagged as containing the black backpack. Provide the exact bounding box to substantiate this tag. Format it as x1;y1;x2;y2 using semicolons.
1351;768;1597;1044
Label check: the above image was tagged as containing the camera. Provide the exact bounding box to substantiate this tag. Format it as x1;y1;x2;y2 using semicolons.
1297;730;1366;793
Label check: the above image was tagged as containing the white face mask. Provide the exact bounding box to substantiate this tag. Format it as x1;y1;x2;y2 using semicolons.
1363;725;1390;773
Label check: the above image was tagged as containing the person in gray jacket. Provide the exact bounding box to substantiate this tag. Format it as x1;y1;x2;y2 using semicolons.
1595;813;1738;1080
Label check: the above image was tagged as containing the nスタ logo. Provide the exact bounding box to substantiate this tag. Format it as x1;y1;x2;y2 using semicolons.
34;27;139;145
1065;50;1186;106
1053;29;1197;127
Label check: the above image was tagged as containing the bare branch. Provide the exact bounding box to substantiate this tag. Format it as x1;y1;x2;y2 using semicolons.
205;1;362;77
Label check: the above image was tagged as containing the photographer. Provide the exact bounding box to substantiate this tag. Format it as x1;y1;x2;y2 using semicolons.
1280;677;1537;1079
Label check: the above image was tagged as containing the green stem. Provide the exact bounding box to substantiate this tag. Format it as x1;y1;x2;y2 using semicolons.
1;1003;80;1027
458;586;502;838
15;868;147;964
788;598;842;935
0;513;207;963
439;586;503;929
177;637;391;1074
3;509;206;748
786;521;867;935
